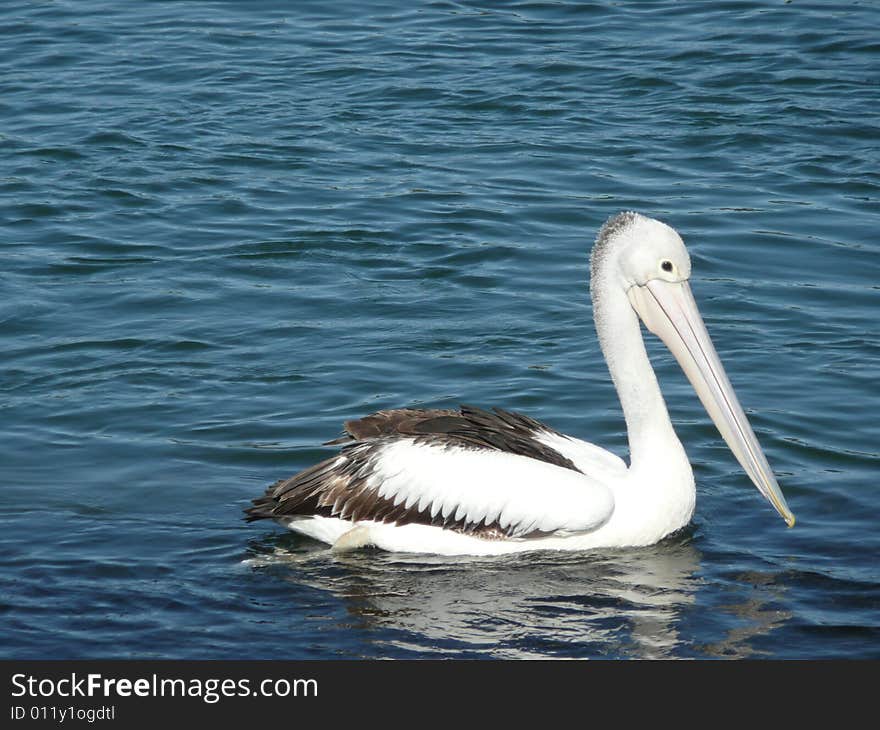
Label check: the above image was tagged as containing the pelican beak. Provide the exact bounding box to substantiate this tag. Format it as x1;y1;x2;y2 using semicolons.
627;279;795;527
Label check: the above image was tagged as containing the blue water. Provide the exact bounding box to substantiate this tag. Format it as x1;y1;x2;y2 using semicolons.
2;0;878;659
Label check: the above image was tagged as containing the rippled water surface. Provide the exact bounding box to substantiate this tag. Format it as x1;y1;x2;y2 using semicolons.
2;0;878;659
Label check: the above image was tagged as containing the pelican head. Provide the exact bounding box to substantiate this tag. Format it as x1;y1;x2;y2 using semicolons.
595;212;795;527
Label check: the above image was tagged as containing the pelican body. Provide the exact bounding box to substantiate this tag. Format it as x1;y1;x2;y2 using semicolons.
246;212;794;555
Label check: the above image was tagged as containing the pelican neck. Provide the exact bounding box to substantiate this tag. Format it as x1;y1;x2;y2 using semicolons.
591;275;681;469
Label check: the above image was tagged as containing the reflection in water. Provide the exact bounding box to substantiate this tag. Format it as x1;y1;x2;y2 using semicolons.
695;571;793;659
244;531;791;658
246;532;698;658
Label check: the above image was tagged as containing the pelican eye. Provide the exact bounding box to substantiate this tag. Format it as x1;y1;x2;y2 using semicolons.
661;260;673;273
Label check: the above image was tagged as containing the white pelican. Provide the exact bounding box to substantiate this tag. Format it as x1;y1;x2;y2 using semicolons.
246;212;795;555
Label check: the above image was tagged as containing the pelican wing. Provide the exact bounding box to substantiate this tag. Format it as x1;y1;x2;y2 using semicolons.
247;437;615;538
323;404;583;473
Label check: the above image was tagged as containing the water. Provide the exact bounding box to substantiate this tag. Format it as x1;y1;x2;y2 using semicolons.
2;0;878;659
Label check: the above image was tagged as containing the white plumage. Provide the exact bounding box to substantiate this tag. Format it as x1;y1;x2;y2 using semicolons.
368;439;615;536
247;212;794;555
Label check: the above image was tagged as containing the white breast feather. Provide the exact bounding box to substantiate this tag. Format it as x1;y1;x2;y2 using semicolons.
534;431;627;483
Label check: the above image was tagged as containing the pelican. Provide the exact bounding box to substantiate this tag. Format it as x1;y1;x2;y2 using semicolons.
246;212;794;555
